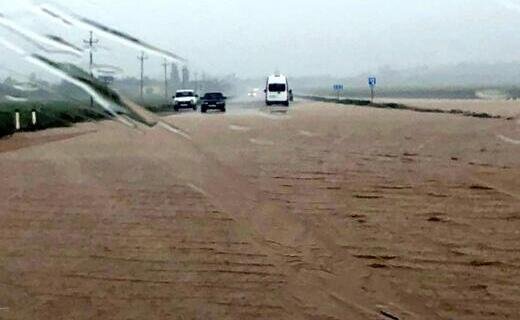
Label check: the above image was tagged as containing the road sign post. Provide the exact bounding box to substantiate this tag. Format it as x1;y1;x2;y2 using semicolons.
368;77;377;102
333;84;344;101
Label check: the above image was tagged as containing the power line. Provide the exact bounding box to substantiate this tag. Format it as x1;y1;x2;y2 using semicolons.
137;51;148;101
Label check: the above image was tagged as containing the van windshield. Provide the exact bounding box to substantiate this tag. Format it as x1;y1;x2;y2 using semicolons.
268;84;286;92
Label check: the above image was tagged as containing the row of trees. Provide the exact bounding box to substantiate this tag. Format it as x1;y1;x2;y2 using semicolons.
1;64;235;103
170;63;190;89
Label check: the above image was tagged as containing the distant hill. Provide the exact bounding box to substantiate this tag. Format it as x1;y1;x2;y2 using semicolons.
291;62;520;90
348;62;520;88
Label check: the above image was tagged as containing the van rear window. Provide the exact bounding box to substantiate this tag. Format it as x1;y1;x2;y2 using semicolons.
268;84;286;92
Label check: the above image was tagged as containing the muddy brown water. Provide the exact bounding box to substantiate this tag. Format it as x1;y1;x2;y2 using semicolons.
0;100;519;319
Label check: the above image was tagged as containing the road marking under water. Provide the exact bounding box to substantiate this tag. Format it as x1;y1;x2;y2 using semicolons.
249;138;275;146
229;125;251;132
187;183;208;196
299;130;317;137
497;134;520;145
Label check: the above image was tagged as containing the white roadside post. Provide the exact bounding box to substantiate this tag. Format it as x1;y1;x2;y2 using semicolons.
31;109;37;127
14;110;20;131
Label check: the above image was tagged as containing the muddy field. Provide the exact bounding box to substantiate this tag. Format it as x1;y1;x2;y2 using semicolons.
0;100;519;319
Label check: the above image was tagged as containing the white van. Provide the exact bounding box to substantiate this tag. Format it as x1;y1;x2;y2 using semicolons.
265;74;290;106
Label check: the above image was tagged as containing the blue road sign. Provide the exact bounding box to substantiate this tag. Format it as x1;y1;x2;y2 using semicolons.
368;77;377;87
333;84;344;91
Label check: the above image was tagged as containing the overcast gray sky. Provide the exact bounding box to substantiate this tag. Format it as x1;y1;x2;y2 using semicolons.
2;0;520;80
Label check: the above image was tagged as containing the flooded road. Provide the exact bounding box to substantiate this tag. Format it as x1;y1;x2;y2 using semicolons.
0;100;519;319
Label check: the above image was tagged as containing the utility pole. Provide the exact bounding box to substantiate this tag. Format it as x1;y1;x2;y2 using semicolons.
201;72;206;94
162;59;169;101
181;65;190;88
83;31;99;107
170;63;180;90
193;71;198;94
137;51;148;101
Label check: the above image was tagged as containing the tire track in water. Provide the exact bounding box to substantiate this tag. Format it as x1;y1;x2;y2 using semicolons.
150;119;433;319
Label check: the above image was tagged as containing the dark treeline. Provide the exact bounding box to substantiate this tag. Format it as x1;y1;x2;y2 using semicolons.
0;64;237;103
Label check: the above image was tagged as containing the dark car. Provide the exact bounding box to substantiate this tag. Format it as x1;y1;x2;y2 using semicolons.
201;92;227;113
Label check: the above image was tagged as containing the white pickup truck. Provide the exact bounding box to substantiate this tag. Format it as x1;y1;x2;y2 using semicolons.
173;90;198;112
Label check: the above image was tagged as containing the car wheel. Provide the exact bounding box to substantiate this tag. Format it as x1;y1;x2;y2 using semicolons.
221;107;226;113
201;107;207;113
173;106;179;112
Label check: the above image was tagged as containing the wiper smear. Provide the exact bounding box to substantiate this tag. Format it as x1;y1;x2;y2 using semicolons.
120;96;192;140
35;3;186;63
0;13;82;56
39;5;73;26
0;35;27;55
30;54;190;138
12;83;40;92
0;32;189;138
45;34;83;54
4;95;29;102
92;64;123;75
27;54;135;127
